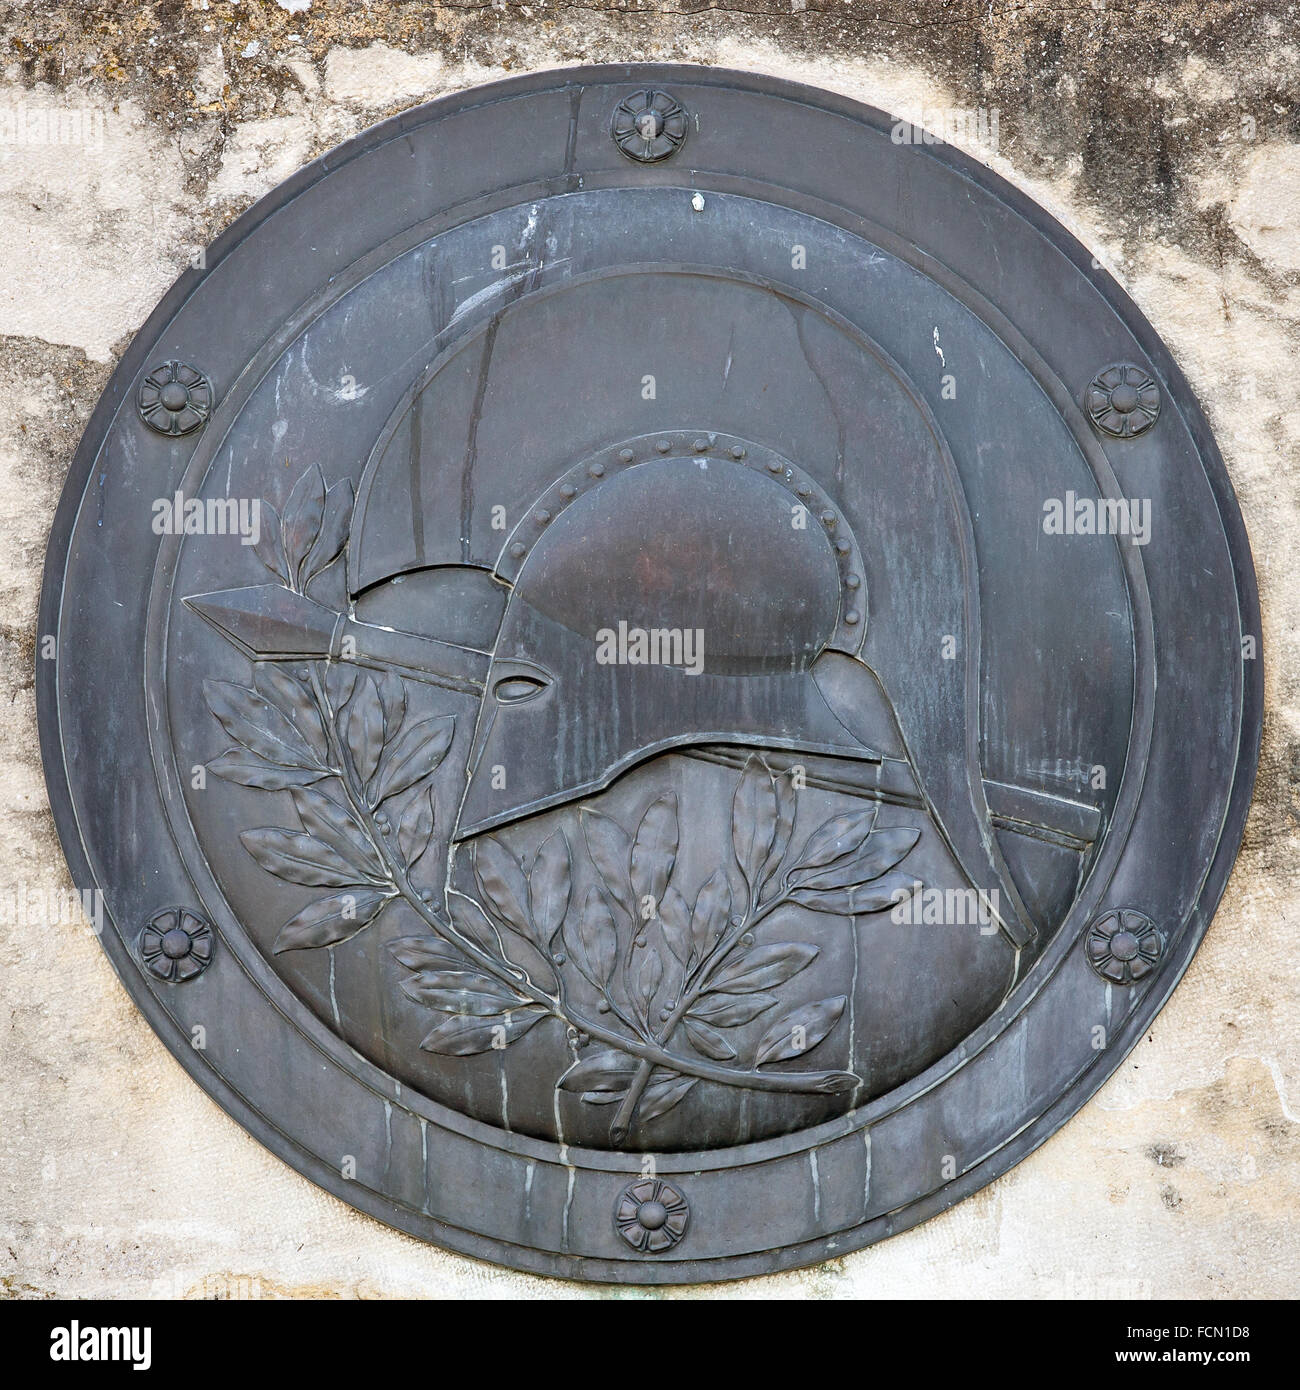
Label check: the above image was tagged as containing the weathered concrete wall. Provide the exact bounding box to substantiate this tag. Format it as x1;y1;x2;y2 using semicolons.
1;1;1297;1298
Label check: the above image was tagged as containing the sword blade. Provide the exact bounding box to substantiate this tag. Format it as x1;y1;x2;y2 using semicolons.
184;585;489;694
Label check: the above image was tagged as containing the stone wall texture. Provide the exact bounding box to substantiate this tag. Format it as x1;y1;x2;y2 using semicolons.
1;0;1297;1298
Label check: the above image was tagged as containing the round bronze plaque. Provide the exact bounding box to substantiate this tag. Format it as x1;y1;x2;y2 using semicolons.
39;66;1261;1281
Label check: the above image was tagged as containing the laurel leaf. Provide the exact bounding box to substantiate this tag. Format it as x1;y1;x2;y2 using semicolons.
755;997;847;1064
795;828;920;890
473;838;531;934
323;663;358;713
709;941;818;994
791;871;922;916
565;887;618;986
372;715;455;804
253;665;329;761
289;786;385;879
759;767;798;894
690;869;732;966
240;826;370;889
558;1049;639;1094
682;1016;737;1061
630;793;678;912
528;831;572;947
447;892;503;955
638;1071;697;1123
376;669;406;741
272;886;388;952
732;756;778;891
204;678;322;770
581;809;634;919
250;501;287;584
207;751;327;791
303;477;353;583
281;464;326;584
387;936;469;973
687;991;778;1028
398;969;525;1015
658;885;692;966
788;805;879;878
631;943;664;1018
471;840;556;989
343;674;384;784
395;786;436;869
418;1007;547;1056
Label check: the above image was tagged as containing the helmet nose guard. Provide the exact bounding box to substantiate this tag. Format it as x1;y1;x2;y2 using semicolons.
457;434;876;838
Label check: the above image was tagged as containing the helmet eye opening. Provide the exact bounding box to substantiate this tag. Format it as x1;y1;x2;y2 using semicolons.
493;673;550;705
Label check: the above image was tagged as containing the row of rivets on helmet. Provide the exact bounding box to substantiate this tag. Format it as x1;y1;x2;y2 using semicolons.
498;433;866;633
732;445;867;633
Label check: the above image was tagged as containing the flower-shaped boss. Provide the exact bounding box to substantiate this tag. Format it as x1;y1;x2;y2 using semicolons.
1086;908;1162;985
139;907;214;982
1086;363;1160;438
615;1177;689;1253
137;360;213;437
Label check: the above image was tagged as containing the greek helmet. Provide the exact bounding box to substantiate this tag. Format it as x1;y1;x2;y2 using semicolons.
192;274;1037;947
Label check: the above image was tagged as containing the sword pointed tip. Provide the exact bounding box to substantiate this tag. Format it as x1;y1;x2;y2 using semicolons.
182;585;337;660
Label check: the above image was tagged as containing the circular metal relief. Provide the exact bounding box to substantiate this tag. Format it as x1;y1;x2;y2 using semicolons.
39;67;1261;1282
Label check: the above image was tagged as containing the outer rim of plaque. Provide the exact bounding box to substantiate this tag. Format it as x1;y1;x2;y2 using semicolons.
37;65;1263;1283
